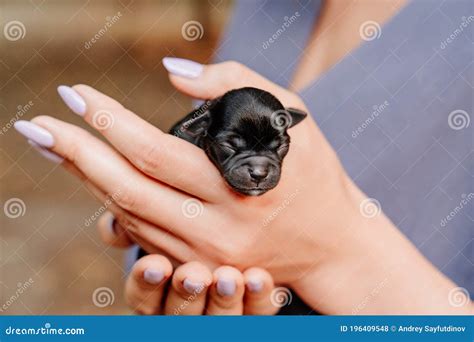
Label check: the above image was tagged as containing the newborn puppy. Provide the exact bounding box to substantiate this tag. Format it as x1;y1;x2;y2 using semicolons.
172;87;307;196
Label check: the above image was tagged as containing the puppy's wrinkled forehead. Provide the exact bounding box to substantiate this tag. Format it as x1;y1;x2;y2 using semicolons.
209;88;285;145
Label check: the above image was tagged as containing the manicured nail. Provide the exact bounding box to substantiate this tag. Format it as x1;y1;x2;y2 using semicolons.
143;269;164;285
14;120;54;148
217;278;236;297
28;140;63;164
57;85;86;116
246;278;263;293
162;57;203;78
183;279;205;294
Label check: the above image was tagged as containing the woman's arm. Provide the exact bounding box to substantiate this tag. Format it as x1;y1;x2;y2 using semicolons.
293;177;473;314
15;58;473;314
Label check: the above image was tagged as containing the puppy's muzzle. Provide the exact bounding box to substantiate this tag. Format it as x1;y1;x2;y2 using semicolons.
225;156;281;195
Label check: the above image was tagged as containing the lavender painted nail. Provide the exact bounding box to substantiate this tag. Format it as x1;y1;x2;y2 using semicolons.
143;269;164;285
57;85;86;116
217;278;236;297
28;140;63;164
183;279;205;294
14;121;54;148
246;278;263;293
162;57;203;78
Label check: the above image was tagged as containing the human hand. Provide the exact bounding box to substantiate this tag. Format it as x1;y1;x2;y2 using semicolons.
97;212;278;315
16;58;470;314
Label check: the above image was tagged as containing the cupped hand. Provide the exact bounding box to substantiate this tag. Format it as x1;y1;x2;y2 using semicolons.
14;59;372;311
97;211;278;315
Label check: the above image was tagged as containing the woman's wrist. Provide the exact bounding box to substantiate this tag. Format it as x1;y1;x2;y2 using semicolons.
290;176;473;314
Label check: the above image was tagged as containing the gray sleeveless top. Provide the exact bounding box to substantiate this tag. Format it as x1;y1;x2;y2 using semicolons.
216;0;473;297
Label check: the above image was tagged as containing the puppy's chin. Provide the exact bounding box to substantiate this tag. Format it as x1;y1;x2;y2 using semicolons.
235;188;268;196
224;179;277;196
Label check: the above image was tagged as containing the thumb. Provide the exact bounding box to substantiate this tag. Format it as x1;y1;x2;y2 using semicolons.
162;57;303;108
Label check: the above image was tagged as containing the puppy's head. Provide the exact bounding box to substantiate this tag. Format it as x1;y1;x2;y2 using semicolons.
182;87;307;196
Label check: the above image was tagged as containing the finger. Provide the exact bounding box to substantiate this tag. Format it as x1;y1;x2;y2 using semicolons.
163;261;212;315
206;266;245;315
57;84;225;201
125;254;172;315
83;180;196;263
96;211;134;249
25;116;205;242
163;59;304;108
243;267;278;315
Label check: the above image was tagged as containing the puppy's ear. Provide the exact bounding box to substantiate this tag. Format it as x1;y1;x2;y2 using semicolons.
286;107;307;128
181;104;212;137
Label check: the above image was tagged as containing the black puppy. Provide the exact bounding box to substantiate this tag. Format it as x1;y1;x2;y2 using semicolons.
172;87;307;195
137;87;310;314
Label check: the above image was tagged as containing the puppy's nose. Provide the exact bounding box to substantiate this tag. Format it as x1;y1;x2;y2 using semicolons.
248;166;269;183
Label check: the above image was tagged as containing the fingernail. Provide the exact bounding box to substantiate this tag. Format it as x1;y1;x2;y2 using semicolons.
183;279;205;294
57;85;86;116
162;57;203;78
14;120;54;148
217;278;236;297
28;140;63;164
143;269;165;285
246;278;263;293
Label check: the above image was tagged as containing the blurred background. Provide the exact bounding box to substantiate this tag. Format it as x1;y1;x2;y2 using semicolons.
0;0;231;314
